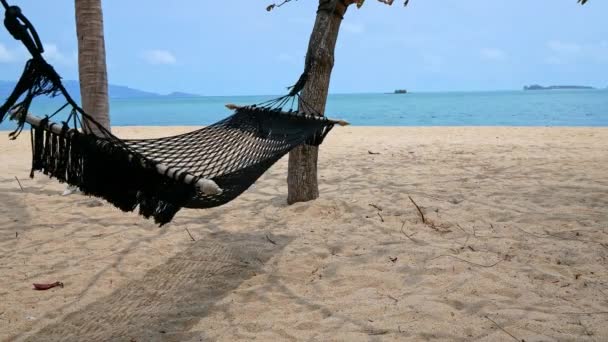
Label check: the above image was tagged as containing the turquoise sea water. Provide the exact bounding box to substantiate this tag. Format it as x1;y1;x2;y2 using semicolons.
1;89;607;130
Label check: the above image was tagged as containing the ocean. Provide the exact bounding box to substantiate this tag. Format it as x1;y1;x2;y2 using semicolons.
1;89;607;130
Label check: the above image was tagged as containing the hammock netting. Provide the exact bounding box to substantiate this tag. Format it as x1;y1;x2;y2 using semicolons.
0;3;340;225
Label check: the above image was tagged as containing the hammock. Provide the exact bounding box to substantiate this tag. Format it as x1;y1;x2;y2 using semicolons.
0;2;347;224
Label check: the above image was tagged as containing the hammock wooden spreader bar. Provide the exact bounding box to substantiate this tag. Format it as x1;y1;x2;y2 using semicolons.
225;104;350;127
14;110;223;195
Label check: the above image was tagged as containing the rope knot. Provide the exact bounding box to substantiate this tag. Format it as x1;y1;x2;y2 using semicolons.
4;6;24;39
3;4;45;56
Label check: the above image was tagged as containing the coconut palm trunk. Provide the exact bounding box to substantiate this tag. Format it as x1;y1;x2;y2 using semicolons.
74;0;110;135
286;0;347;204
63;0;109;196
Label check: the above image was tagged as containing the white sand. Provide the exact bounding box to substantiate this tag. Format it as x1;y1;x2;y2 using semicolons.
1;126;607;341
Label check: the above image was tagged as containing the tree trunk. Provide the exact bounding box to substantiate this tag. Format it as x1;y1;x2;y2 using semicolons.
287;0;346;205
74;0;110;135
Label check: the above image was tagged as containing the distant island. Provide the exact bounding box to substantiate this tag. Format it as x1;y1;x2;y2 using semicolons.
0;80;201;99
393;89;408;94
523;84;595;91
164;91;202;98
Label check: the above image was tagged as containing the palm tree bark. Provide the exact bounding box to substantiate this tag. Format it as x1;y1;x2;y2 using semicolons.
286;0;347;204
74;0;110;135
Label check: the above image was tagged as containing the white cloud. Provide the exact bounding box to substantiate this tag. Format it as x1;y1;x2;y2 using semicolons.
0;43;15;62
342;22;365;34
1;42;76;67
42;43;77;66
480;48;507;61
142;49;176;65
545;40;608;65
547;40;582;54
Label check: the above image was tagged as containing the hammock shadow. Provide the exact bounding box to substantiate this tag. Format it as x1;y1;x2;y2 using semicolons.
20;231;292;342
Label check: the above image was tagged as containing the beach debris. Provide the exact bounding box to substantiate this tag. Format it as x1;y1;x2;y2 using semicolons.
185;227;196;242
366;328;389;336
408;195;426;224
368;203;383;211
368;150;381;155
62;185;80;196
265;234;277;245
33;282;63;290
387;294;399;303
14;176;24;191
484;315;521;341
400;221;419;243
429;255;502;268
368;203;384;222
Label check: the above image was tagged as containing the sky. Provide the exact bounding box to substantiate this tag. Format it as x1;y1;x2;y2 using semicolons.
0;0;606;96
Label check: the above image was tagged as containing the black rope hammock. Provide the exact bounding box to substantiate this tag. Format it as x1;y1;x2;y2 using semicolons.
0;0;347;225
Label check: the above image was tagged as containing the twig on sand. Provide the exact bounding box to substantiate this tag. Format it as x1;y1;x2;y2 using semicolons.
455;223;476;237
408;196;426;224
400;221;419;243
366;329;389;336
265;234;277;245
455;223;468;234
14;176;24;191
429;255;502;268
484;315;520;341
368;203;384;222
516;226;606;249
369;203;383;211
185;228;196;242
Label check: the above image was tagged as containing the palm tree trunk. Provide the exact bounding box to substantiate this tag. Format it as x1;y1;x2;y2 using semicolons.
286;0;346;204
74;0;110;135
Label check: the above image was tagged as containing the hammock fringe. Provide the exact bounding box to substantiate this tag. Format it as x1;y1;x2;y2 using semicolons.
30;121;196;225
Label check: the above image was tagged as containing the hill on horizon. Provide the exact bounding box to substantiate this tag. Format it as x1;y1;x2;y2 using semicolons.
0;80;201;100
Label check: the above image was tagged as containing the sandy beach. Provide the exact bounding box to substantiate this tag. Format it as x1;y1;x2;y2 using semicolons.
1;126;607;341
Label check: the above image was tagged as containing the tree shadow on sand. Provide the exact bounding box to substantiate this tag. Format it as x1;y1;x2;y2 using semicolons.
15;231;292;342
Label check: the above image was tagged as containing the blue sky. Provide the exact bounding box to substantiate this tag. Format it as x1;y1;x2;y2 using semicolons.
0;0;606;95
